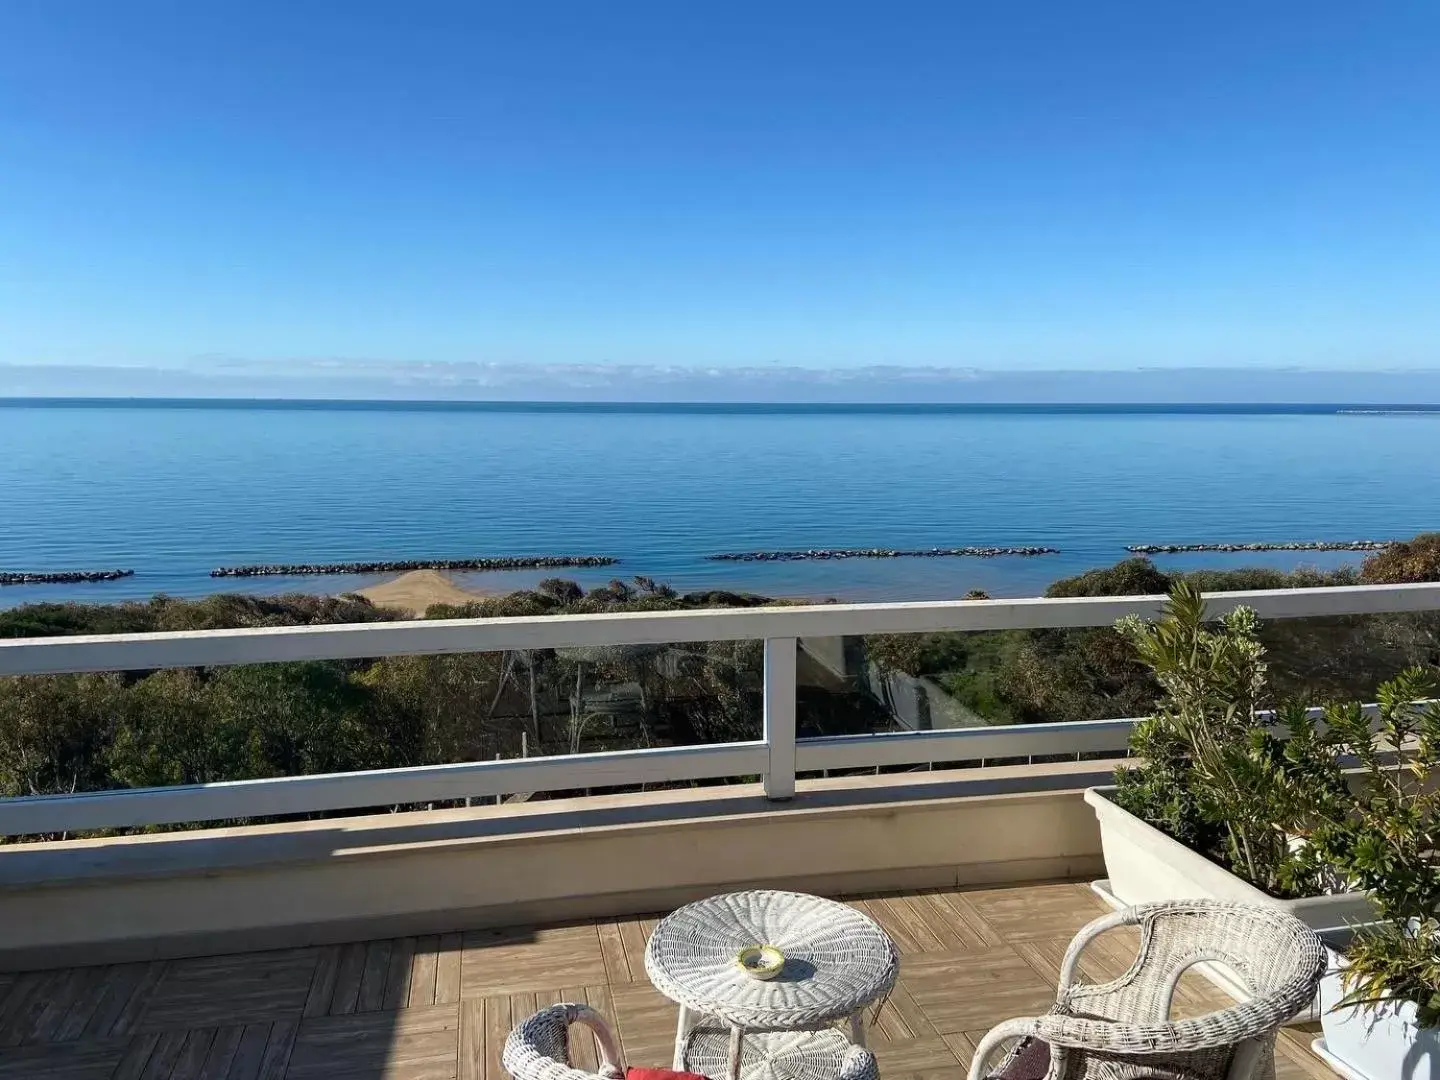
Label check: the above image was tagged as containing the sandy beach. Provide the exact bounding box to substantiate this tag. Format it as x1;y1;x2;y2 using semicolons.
355;569;492;615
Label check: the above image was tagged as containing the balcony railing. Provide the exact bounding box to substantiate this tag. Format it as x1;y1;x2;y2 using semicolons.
2;581;1438;837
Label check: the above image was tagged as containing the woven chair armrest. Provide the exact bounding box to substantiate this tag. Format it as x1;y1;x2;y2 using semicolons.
1035;997;1291;1055
965;1018;1043;1080
1056;908;1141;995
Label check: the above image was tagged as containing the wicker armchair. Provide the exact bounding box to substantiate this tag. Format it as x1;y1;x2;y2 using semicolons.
504;1003;626;1080
678;1024;879;1080
967;900;1325;1080
504;1002;879;1080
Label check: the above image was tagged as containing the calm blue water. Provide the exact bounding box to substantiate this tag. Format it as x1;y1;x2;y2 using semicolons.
2;399;1437;607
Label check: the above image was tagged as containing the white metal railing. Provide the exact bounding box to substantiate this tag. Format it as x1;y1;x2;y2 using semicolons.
0;581;1437;837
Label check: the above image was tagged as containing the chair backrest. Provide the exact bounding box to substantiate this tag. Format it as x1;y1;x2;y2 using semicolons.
1129;900;1326;1019
503;1003;625;1080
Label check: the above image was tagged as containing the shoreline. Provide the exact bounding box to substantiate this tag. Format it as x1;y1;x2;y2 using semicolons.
0;546;1394;611
353;570;497;615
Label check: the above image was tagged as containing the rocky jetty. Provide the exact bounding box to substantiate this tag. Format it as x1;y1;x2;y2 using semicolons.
0;569;134;586
1126;540;1394;555
707;546;1058;562
210;556;618;578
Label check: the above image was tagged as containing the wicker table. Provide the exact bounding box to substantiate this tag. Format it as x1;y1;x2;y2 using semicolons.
644;891;899;1080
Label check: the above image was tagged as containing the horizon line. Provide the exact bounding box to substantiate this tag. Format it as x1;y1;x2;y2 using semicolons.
4;396;1440;413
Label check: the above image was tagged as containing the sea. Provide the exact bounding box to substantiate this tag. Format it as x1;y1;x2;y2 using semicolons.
1;398;1437;609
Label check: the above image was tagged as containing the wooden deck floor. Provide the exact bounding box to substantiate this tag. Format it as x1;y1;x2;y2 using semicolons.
0;881;1340;1079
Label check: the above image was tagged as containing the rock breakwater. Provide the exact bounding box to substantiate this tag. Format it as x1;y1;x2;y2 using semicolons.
1126;540;1393;555
210;556;619;578
0;569;135;586
707;546;1058;562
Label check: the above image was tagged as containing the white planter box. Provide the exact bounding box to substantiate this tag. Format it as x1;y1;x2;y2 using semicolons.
1317;948;1440;1080
1085;786;1373;1020
1085;787;1373;930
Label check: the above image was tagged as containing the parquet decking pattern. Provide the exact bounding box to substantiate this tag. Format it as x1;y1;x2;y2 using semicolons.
0;882;1339;1079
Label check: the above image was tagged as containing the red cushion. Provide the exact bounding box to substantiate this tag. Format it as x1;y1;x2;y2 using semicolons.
626;1068;709;1080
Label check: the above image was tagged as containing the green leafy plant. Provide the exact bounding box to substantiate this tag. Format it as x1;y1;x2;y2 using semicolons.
1116;582;1440;1023
1287;669;1440;1025
1112;581;1336;896
1340;920;1440;1027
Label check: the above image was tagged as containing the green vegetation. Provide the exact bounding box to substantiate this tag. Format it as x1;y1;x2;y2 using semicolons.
867;542;1440;726
1107;581;1440;1023
0;580;793;836
3;534;1440;840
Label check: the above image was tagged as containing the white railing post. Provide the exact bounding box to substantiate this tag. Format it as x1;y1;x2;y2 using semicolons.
763;637;797;800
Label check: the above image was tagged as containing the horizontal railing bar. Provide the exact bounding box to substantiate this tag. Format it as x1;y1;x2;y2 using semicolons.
796;718;1136;770
3;582;1439;675
0;742;768;836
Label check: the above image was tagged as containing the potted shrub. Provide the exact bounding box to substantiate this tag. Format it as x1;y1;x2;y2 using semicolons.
1299;674;1440;1079
1085;582;1440;1058
1084;581;1372;933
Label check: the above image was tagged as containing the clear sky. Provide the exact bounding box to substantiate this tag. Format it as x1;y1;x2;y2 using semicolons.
1;1;1438;376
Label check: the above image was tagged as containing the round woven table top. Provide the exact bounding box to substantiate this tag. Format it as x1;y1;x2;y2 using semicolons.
644;891;899;1028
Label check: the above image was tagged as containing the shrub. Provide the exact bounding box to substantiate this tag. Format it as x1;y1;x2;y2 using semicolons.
1361;533;1440;584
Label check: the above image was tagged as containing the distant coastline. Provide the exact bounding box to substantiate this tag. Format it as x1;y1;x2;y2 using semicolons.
5;397;1440;416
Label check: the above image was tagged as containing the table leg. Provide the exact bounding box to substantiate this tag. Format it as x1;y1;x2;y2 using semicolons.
848;1010;868;1048
726;1025;742;1080
672;1005;691;1071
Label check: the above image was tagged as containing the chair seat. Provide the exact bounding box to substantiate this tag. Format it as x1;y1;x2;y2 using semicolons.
681;1026;876;1080
987;1037;1051;1080
987;1036;1238;1080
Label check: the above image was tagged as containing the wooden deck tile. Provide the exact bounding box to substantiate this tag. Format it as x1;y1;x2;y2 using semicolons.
941;1032;982;1072
222;1023;273;1080
137;951;318;1032
138;1029;187;1078
110;962;169;1037
903;893;990;952
169;1027;217;1080
384;938;419;1011
0;1035;128;1079
54;966;124;1042
23;966;96;1045
302;947;342;1020
0;972;47;1044
596;921;632;984
881;894;951;952
607;980;678;1066
872;982;938;1042
256;1019;299;1080
328;943;368;1016
77;964;147;1040
921;890;1006;948
849;898;925;955
962;882;1107;943
901;946;1057;1034
870;1035;965;1080
358;940;395;1013
617;918;650;979
458;999;485;1080
287;1003;459;1079
461;925;607;997
111;1033;162;1080
435;934;463;1005
197;1025;243;1079
0;969;63;1047
481;995;511;1080
409;937;441;1008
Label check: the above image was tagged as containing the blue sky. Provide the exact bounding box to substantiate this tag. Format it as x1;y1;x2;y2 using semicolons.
1;1;1438;381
